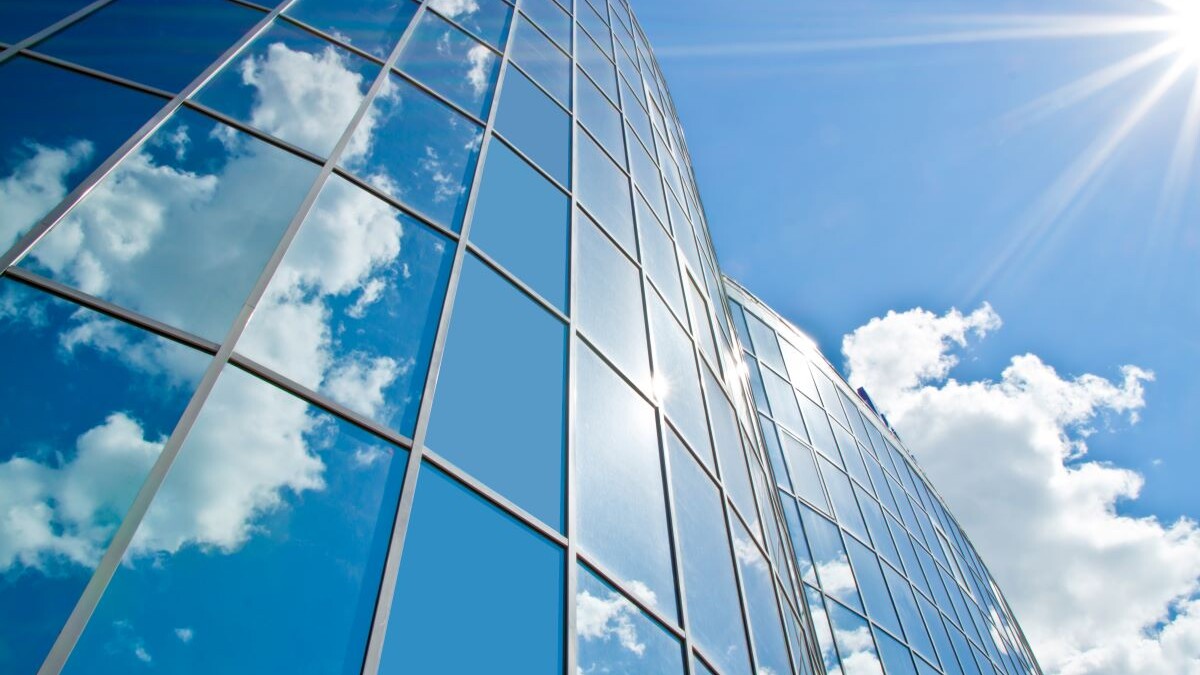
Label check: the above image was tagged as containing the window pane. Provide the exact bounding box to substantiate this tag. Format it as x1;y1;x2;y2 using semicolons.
668;435;751;675
236;175;453;437
846;537;903;637
884;564;938;663
828;601;884;675
800;395;842;467
798;503;862;612
20;108;320;341
702;369;756;531
746;355;772;415
576;344;676;619
380;464;563;674
577;29;617;100
577;209;650;387
34;0;260;92
195;20;379;157
494;65;569;185
834;421;873;487
428;0;512;49
781;342;821;404
578;72;624;166
577;565;684;674
426;255;566;530
815;371;851;430
0;57;161;254
0;0;91;42
63;365;406;674
0;280;207;674
917;595;957;673
732;522;791;675
509;14;569;106
687;278;719;371
874;626;919;675
397;11;501;119
780;430;830;513
639;211;686;319
744;311;785;373
762;364;807;440
648;293;714;468
858;487;901;568
578;1;610;53
629;131;667;221
577;130;635;256
521;0;570;51
820;458;869;542
285;0;418;58
342;73;482;231
758;416;791;491
468;139;569;310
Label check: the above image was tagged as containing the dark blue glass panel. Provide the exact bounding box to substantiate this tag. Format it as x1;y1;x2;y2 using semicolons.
397;11;500;120
285;0;418;58
195;20;378;157
509;14;569;106
0;0;90;42
576;343;676;620
668;434;751;675
577;209;650;387
0;280;206;674
381;464;563;674
63;366;406;675
429;0;512;49
35;0;260;92
19;108;320;341
236;175;453;438
0;57;161;255
578;129;635;256
342;73;482;231
521;0;570;51
468;139;568;310
731;521;791;675
426;255;566;530
883;563;938;664
494;65;569;185
576;564;684;674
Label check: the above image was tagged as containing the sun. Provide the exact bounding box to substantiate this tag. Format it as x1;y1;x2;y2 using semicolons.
1170;1;1200;63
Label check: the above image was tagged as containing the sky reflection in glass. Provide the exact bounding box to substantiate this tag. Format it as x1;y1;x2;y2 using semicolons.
577;210;650;388
285;0;418;58
494;65;570;185
397;11;501;120
0;0;91;43
576;564;684;674
509;14;569;106
648;293;714;469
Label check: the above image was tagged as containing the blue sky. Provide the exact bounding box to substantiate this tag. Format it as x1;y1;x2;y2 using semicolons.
635;0;1198;522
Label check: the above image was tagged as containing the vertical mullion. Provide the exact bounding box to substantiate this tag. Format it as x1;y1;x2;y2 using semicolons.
357;1;522;672
565;0;581;671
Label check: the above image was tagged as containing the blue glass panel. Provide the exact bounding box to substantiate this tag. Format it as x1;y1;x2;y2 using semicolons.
702;369;756;531
429;0;512;49
858;487;901;567
380;464;563;674
521;0;570;51
578;72;624;167
285;0;418;58
783;498;816;586
762;365;808;441
694;655;720;675
0;0;91;42
578;1;610;53
648;293;714;468
236;175;453;437
195;20;378;157
509;14;569;106
576;565;684;674
780;341;821;404
759;416;791;491
834;421;873;487
814;370;851;429
846;537;903;637
797;503;862;612
948;623;984;675
577;28;617;100
865;450;902;517
629;131;667;220
426;255;566;530
686;277;719;370
0;280;206;674
668;434;751;675
63;366;405;675
20;108;320;341
0;57;161;254
342;73;482;230
744;310;785;372
780;429;830;513
732;521;791;675
577;209;650;387
397;11;501;119
800;394;843;467
34;0;260;92
468;139;569;310
883;564;938;664
576;344;676;620
746;354;772;414
578;129;635;256
639;211;686;319
494;65;570;185
805;586;845;675
828;601;884;675
916;597;956;674
820;458;869;542
875;626;919;675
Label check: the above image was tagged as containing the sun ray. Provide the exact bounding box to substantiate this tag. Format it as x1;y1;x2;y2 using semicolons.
1152;68;1200;239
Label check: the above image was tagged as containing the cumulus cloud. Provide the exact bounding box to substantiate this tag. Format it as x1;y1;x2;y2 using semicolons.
0;140;93;253
842;304;1200;674
429;0;480;17
577;582;653;657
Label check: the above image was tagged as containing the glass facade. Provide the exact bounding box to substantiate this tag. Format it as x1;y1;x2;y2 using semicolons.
0;2;1039;675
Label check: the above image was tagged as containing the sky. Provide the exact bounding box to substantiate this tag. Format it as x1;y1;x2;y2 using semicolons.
634;0;1200;672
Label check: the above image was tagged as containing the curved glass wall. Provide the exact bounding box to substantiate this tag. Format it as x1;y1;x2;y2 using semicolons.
726;280;1043;675
0;2;821;674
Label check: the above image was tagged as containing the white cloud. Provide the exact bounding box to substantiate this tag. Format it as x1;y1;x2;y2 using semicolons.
577;585;648;657
174;627;193;644
429;0;480;18
324;354;405;420
842;304;1200;674
466;44;491;96
0;140;93;254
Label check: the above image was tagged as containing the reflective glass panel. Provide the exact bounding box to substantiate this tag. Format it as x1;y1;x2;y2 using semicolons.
0;57;161;254
578;72;624;166
798;503;862;612
759;416;792;492
629;131;667;221
800;394;843;467
875;626;919;675
577;29;617;100
702;369;756;530
884;564;938;663
821;458;869;542
762;365;808;441
380;464;563;674
575;343;676;619
494;65;569;185
746;354;772;414
521;0;570;50
577;129;635;256
64;366;405;675
917;595;956;673
858;487;901;568
834;422;872;487
578;1;610;54
639;212;686;319
35;0;260;92
780;430;830;512
624;84;655;147
426;255;566;530
815;371;851;429
668;435;751;675
397;11;501;119
0;280;206;674
744;311;785;372
21;108;320;341
806;586;845;675
828;602;884;675
195;20;379;157
845;537;903;637
576;564;684;674
285;0;418;58
509;14;569;105
342;73;482;230
687;278;719;371
648;293;713;467
577;209;650;387
468;139;569;310
732;522;791;675
0;0;91;42
782;343;821;404
429;0;513;49
236;175;453;437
